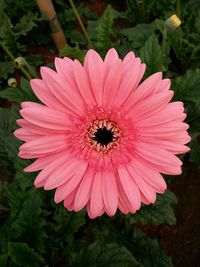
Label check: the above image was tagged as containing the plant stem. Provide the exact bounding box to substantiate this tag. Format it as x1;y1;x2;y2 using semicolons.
0;41;32;80
160;26;167;70
68;0;92;48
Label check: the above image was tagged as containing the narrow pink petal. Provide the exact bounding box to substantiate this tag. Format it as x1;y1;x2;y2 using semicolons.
87;202;104;219
137;142;182;167
102;171;118;216
140;138;190;154
156;78;171;93
127;91;174;120
20;105;72;131
17;119;66;136
55;57;86;104
24;153;62;172
34;151;70;187
103;60;122;106
126;165;156;203
84;49;105;105
44;159;88;190
90;172;104;218
14;128;41;141
167;132;191;144
74;172;94;211
54;166;86;203
40;67;85;114
118;198;129;214
139;122;189;136
114;59;145;106
135;102;185;127
131;159;167;193
124;72;162;111
136;155;182;175
123;51;135;63
117;165;141;212
63;187;78;211
73;60;96;105
116;174;136;213
30;79;68;113
19;134;67;155
104;48;119;66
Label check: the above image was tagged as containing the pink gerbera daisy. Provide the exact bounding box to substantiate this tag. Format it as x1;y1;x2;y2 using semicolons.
14;49;190;219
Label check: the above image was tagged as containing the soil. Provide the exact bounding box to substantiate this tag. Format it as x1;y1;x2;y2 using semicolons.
159;164;200;267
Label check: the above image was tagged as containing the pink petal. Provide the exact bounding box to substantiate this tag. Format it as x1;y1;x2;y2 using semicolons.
130;159;167;193
123;51;135;63
14;128;41;141
135;102;185;127
117;165;141;212
34;151;70;187
103;59;122;106
124;72;162;110
73;60;96;105
44;159;88;190
54;166;86;203
30;79;69;113
63;188;78;211
74;172;94;211
84;49;105;106
126;165;156;203
140;138;190;154
24;153;62;172
90;172;104;218
104;48;119;67
102;171;118;216
19;134;67;155
127;91;174;120
40;67;85;114
20;105;72;131
114;59;146;106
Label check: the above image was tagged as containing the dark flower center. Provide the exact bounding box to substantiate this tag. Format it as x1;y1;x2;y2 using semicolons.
92;127;114;146
85;119;121;153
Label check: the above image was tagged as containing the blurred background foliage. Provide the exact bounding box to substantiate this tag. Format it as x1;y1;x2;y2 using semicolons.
0;0;200;266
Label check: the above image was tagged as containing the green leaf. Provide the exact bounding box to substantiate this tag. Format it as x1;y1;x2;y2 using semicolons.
70;241;139;267
121;23;155;49
0;62;15;81
139;34;162;77
132;228;173;267
59;44;86;62
13;12;42;38
8;242;44;267
172;69;200;103
0;254;8;266
93;5;115;55
129;190;177;225
5;187;47;251
0;78;37;102
53;207;86;244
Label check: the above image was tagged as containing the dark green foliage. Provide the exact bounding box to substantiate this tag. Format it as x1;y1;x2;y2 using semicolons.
8;242;44;267
0;78;38;103
129;190;177;225
69;241;139;267
139;34;162;77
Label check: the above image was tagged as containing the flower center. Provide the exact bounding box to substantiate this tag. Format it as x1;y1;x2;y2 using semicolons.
85;119;121;153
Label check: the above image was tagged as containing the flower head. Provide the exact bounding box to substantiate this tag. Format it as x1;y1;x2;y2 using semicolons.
14;49;190;218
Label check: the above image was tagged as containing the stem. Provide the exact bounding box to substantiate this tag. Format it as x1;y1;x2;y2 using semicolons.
0;41;15;60
160;26;167;70
68;0;92;47
0;41;32;80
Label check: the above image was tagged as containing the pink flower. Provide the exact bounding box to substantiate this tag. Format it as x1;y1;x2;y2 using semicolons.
14;49;190;219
